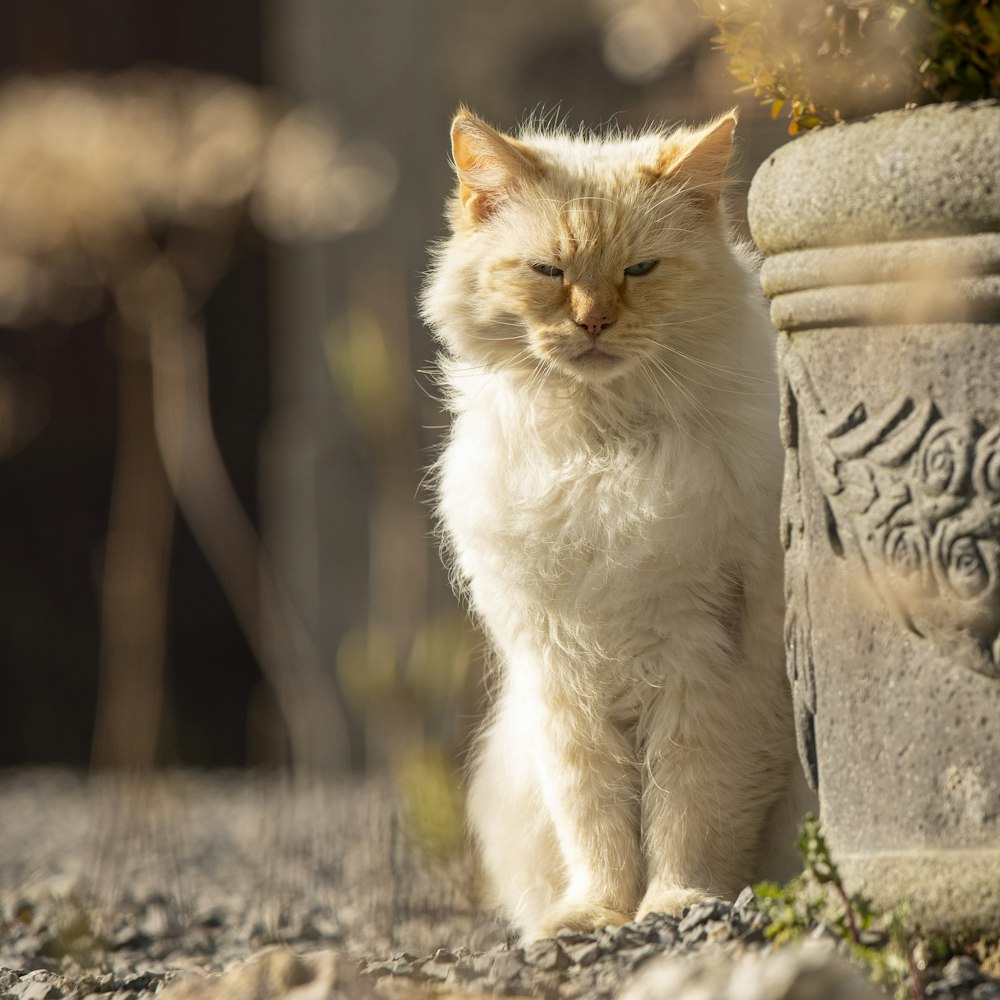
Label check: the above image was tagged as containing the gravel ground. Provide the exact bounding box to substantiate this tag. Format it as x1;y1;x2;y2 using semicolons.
1;769;998;999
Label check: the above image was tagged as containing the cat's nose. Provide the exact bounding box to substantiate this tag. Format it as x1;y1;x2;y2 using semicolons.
574;312;615;338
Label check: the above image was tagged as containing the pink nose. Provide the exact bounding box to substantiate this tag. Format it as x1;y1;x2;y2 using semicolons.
574;312;614;337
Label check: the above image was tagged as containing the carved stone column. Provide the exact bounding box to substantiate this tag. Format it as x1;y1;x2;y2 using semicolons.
748;101;1000;936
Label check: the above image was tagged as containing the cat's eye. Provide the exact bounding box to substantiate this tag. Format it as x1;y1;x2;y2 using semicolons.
531;263;564;278
624;259;659;277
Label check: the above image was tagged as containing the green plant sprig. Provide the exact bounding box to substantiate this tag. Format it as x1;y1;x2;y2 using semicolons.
754;814;921;999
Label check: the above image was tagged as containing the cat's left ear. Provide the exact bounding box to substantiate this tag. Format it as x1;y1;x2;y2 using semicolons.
649;110;738;207
450;108;542;223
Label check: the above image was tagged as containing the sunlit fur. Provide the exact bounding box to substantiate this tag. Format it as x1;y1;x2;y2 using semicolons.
422;110;810;942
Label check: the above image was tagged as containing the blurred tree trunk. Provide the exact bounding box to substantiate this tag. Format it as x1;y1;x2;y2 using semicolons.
262;0;448;770
92;328;174;769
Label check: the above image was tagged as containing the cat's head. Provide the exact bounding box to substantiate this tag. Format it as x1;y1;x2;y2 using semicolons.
424;108;742;389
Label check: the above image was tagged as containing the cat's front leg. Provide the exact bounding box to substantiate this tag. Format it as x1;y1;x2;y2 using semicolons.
526;695;644;940
635;677;789;921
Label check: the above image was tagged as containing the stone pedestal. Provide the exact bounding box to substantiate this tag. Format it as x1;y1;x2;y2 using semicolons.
748;101;1000;935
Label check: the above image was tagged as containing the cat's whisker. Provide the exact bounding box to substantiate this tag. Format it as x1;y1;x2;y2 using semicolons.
635;357;711;449
518;360;547;407
641;302;748;327
630;339;776;400
636;337;775;382
638;358;772;398
635;365;692;441
643;355;729;448
462;332;526;343
651;357;725;440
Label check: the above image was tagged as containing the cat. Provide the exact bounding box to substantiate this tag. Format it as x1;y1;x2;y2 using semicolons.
421;107;807;942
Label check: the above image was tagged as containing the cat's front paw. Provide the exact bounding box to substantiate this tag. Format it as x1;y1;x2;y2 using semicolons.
635;886;718;922
526;900;630;941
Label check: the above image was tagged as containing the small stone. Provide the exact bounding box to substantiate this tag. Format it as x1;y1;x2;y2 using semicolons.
10;978;61;1000
524;939;569;972
615;925;647;949
470;953;496;976
559;967;595;996
704;919;733;943
420;952;461;982
858;929;888;948
944;955;984;987
595;962;628;996
0;969;21;991
111;927;153;951
419;961;451;982
925;982;956;999
148;941;179;961
618;943;661;972
359;960;391;981
388;957;424;979
445;961;477;984
744;912;770;941
192;909;224;929
597;927;620;951
678;900;725;935
566;940;602;967
733;886;755;913
972;982;1000;1000
120;973;157;991
653;925;678;947
488;949;526;983
138;906;172;939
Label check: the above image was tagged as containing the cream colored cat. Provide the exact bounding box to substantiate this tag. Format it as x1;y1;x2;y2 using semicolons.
422;108;805;942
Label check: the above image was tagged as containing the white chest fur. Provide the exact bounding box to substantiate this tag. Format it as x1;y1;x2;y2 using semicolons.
437;378;752;681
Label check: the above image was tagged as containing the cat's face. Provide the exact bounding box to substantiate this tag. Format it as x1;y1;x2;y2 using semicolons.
427;110;738;388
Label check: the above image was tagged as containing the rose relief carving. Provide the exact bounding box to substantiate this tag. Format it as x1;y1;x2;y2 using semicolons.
783;351;1000;681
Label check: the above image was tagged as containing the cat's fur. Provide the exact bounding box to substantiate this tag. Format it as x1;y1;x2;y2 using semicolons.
421;108;805;942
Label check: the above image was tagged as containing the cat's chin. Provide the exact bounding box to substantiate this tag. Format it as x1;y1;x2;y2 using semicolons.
559;346;628;383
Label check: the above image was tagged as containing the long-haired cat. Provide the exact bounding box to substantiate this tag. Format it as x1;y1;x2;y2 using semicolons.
422;108;804;942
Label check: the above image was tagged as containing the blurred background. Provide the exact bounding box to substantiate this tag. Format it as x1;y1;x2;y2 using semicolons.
0;0;789;781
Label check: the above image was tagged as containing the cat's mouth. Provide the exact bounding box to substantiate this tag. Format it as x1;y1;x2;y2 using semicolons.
569;346;622;373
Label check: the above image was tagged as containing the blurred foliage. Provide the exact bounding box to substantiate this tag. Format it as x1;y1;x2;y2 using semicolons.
0;70;396;328
337;612;478;859
701;0;1000;132
393;744;467;863
324;303;410;448
754;814;919;998
336;624;400;711
336;613;477;735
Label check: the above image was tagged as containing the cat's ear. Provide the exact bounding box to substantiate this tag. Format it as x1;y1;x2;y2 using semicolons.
649;110;738;207
450;108;542;223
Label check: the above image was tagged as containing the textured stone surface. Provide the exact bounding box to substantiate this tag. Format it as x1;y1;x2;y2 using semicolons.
748;100;1000;255
619;941;884;1000
749;101;1000;937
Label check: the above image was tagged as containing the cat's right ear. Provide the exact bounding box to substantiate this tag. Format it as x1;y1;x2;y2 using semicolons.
450;109;541;223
